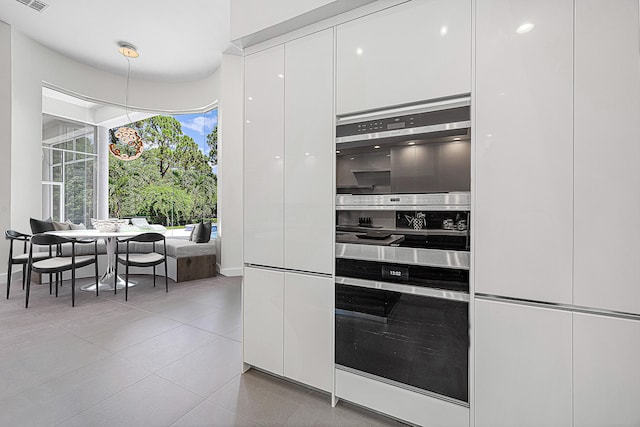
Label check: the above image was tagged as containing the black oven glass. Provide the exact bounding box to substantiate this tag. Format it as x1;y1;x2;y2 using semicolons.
335;283;469;403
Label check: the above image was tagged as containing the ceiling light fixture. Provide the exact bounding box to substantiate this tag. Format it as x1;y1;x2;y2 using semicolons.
110;42;144;161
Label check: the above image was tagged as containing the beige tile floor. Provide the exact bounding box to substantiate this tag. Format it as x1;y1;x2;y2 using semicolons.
0;273;407;426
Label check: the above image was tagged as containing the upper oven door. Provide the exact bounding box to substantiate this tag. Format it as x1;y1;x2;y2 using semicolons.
336;97;471;196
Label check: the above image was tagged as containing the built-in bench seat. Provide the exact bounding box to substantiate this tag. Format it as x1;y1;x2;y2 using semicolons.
40;238;217;283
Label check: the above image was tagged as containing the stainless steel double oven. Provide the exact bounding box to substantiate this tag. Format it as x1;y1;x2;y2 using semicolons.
334;97;471;406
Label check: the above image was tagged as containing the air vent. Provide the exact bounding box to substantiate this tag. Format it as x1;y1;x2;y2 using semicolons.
14;0;49;12
30;0;49;12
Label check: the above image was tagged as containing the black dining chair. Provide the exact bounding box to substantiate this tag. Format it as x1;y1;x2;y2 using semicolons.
5;230;53;299
115;232;168;301
25;234;99;308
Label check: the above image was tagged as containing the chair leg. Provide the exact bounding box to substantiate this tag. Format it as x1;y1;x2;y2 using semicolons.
55;272;59;298
114;258;118;295
49;272;53;295
164;259;168;293
71;267;75;307
25;267;32;308
95;260;99;297
21;267;26;290
125;264;129;301
6;261;12;299
153;265;156;288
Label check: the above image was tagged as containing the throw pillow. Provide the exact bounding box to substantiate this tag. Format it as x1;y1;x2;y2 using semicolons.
65;220;87;230
191;221;212;243
52;220;71;231
189;223;200;242
30;217;55;234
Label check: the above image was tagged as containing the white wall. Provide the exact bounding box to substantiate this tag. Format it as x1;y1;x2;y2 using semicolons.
217;53;244;276
0;21;11;284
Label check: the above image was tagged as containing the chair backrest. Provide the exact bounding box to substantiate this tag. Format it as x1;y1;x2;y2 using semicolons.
5;230;30;240
30;233;73;246
122;232;165;243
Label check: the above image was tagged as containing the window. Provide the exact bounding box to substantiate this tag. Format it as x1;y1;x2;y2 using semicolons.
42;114;97;225
108;109;218;226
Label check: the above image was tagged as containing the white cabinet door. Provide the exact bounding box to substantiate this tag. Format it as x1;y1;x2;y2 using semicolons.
474;299;572;427
244;45;285;268
475;0;573;304
574;0;640;314
283;272;333;392
336;0;471;115
243;266;284;375
574;313;640;427
284;29;334;274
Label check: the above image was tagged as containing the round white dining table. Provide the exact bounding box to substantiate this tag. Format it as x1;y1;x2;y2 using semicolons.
46;228;161;292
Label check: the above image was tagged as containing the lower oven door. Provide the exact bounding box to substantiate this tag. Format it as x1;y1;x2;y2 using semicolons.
335;279;469;405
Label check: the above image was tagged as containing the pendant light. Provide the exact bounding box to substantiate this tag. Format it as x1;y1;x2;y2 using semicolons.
109;42;144;161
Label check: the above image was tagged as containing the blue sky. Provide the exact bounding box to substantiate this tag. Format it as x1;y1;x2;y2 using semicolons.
174;109;219;174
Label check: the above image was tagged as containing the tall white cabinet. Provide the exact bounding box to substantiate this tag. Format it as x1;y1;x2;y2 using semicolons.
284;29;334;275
475;1;640;426
573;0;640;315
574;313;640;426
475;0;574;304
243;29;334;393
336;0;471;115
474;300;572;427
244;45;285;268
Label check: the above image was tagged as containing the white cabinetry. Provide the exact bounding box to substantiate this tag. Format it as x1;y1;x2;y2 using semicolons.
475;0;574;304
574;0;640;315
574;313;640;427
243;30;334;393
284;272;333;392
244;31;333;274
284;29;334;274
336;0;471;115
243;267;333;391
244;45;285;268
474;299;572;427
243;266;284;375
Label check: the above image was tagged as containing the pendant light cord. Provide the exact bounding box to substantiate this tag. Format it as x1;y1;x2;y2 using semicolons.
125;57;134;126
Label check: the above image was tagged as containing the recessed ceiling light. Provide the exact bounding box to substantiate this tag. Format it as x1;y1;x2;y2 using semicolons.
336;150;341;154
356;48;364;56
408;142;416;145
118;42;139;58
440;26;448;36
453;137;461;141
374;145;381;149
278;74;284;79
350;157;355;160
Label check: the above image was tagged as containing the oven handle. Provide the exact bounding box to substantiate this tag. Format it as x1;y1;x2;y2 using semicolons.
336;276;469;303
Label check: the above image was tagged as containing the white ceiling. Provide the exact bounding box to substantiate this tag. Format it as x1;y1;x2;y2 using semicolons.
0;0;235;82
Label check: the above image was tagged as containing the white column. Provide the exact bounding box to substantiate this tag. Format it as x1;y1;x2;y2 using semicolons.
217;53;244;276
97;126;109;219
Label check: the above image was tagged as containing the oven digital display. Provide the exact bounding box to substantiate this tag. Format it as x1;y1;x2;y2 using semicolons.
387;122;405;130
382;265;409;281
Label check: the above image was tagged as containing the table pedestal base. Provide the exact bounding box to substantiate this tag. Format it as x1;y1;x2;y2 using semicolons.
80;236;137;292
80;271;137;292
